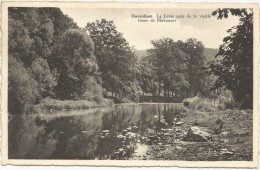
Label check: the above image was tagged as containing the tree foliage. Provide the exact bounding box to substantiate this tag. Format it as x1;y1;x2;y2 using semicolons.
181;38;206;96
8;7;104;114
31;58;57;99
210;8;253;109
149;38;189;98
54;29;100;100
8;7;251;114
8;56;39;114
138;56;158;95
147;38;206;100
8;8;56;66
85;19;141;101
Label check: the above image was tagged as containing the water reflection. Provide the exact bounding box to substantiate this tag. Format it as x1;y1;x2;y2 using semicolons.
8;103;182;159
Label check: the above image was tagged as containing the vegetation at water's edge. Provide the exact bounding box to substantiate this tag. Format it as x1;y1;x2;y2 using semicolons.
8;8;253;115
182;97;252;136
34;98;114;112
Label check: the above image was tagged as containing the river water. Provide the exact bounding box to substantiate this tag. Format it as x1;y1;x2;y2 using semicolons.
8;103;182;160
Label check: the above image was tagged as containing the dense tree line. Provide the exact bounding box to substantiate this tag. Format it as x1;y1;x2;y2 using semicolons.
8;8;102;114
8;7;253;114
8;8;142;114
138;38;209;101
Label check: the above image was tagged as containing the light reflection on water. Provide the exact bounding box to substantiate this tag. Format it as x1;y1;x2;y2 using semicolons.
8;103;182;159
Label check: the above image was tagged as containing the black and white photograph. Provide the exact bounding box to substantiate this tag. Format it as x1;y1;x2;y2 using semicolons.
1;2;258;167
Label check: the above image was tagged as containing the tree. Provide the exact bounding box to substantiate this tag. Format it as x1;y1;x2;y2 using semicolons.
54;29;100;100
85;19;141;101
8;8;54;66
210;9;253;109
149;38;189;99
8;56;39;114
31;58;57;99
8;8;105;114
43;8;79;70
181;38;206;97
138;56;158;96
8;7;79;98
85;19;132;73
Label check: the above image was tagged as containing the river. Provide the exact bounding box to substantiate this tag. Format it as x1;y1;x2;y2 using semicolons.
8;103;182;160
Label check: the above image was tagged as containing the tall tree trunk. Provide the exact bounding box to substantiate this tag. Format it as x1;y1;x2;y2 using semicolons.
164;86;167;99
158;105;161;132
158;80;161;97
194;90;197;97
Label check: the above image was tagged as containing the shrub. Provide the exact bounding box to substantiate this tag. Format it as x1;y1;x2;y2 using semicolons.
182;96;216;111
82;77;104;103
183;99;190;107
182;96;200;109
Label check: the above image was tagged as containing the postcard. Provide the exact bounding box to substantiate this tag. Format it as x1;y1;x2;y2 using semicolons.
1;1;259;168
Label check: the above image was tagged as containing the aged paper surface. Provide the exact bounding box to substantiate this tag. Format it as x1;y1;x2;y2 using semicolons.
1;1;259;168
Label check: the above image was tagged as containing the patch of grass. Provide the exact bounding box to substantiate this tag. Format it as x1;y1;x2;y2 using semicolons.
183;109;252;134
34;98;114;112
182;97;252;134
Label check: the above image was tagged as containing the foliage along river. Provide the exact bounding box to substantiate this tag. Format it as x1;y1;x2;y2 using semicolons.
9;103;183;160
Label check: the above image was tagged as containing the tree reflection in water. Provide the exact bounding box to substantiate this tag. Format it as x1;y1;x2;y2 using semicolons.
8;103;182;159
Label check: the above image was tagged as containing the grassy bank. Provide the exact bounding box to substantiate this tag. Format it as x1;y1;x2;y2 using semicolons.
182;104;252;160
34;98;114;112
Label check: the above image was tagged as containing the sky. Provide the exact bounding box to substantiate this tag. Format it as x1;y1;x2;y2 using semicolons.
60;8;240;50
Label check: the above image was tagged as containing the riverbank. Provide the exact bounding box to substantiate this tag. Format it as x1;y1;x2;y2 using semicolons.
133;97;253;161
34;98;114;112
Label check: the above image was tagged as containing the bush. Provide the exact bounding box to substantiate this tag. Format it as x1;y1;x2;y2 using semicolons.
182;97;216;111
182;97;200;108
82;77;104;103
182;100;190;107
